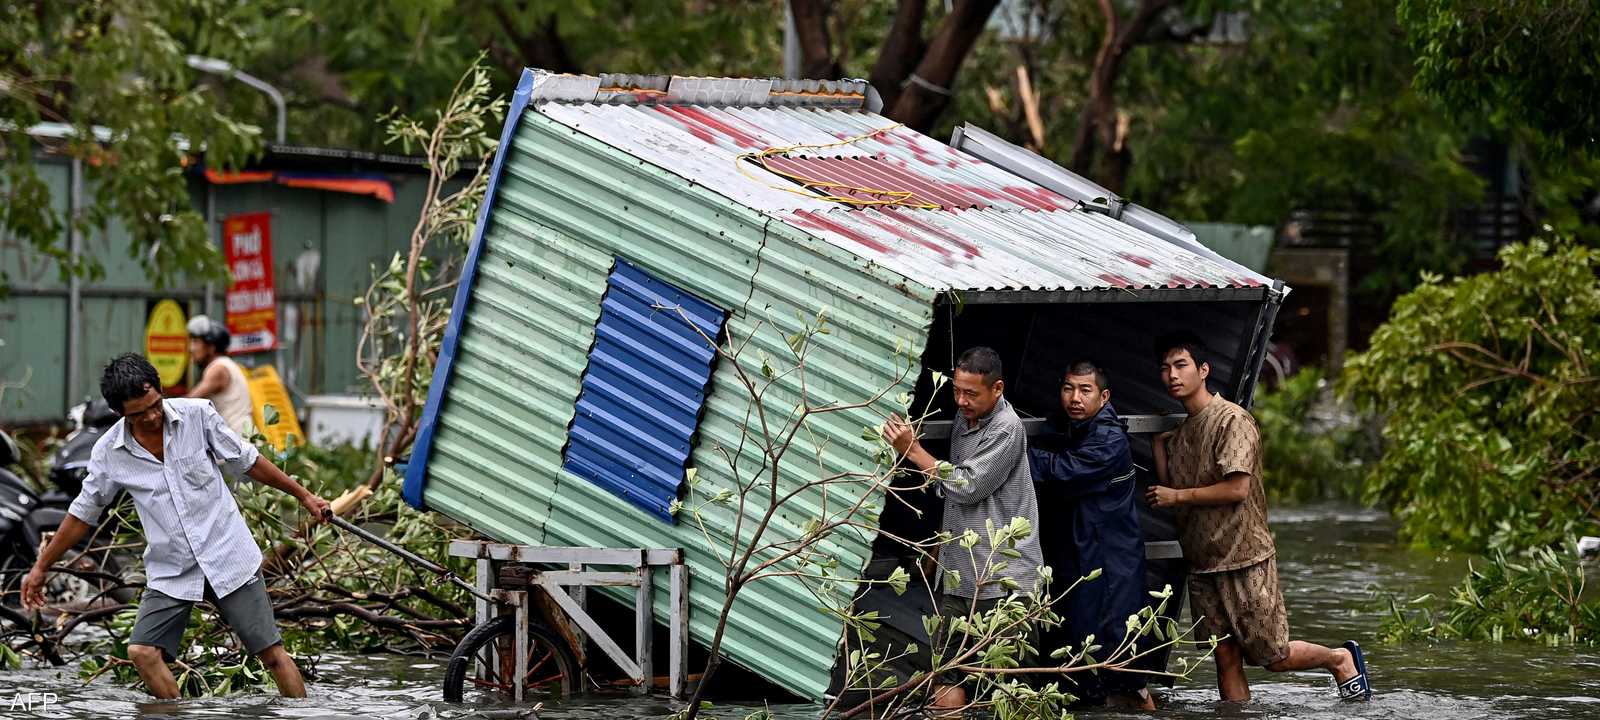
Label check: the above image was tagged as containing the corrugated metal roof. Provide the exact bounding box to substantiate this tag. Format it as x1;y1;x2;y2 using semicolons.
564;260;726;522
533;95;1275;294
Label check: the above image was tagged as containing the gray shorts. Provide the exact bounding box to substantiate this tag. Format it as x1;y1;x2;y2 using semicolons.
933;593;1000;685
129;572;281;662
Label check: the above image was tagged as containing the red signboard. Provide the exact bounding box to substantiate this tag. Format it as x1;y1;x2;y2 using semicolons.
223;212;278;353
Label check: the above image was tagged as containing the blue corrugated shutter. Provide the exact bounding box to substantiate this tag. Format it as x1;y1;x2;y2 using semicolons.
563;260;727;522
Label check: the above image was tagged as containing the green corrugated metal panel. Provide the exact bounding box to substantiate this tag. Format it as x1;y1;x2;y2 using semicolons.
0;159;70;288
0;297;67;420
421;221;613;543
3;163;436;419
318;176;433;394
3;161;71;420
421;109;936;699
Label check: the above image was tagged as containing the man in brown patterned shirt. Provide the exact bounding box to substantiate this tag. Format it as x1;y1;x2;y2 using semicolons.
1146;333;1370;702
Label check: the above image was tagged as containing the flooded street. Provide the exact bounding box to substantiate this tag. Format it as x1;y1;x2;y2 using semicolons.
7;504;1597;719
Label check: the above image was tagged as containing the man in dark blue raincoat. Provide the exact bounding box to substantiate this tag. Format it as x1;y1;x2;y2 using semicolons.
1029;361;1152;709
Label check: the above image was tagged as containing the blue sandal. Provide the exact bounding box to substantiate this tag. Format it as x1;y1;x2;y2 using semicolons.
1337;640;1372;701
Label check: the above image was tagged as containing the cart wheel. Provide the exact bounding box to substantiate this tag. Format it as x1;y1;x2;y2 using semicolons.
442;614;580;702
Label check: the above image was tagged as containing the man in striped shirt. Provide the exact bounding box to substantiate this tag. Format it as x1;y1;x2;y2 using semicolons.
883;346;1042;710
22;353;331;699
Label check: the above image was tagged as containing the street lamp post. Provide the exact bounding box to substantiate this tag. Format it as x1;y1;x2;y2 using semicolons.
185;55;286;144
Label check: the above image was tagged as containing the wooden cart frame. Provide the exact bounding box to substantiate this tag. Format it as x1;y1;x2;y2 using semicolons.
447;540;691;701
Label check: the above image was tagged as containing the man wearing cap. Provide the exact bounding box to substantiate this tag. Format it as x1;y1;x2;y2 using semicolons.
186;315;254;437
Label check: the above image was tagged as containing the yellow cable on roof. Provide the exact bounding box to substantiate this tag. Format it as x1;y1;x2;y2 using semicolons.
736;123;941;210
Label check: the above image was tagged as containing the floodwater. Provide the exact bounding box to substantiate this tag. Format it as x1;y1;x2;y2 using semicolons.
5;505;1598;719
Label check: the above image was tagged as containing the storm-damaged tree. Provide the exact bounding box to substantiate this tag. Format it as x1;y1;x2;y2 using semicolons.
353;59;505;498
662;304;1212;720
3;433;479;691
662;303;926;720
0;2;258;291
828;548;1208;719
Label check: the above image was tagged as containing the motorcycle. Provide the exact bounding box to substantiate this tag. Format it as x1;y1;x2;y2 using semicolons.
45;398;121;502
0;416;135;665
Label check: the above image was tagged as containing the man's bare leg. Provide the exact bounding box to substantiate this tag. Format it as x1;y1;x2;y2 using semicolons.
1265;641;1357;684
258;643;306;698
127;644;180;699
930;684;967;713
1214;639;1251;702
1106;689;1156;710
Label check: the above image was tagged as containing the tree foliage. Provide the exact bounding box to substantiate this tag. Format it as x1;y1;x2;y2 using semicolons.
942;0;1493;296
208;0;786;149
1340;240;1600;551
1380;541;1600;646
1399;0;1600;160
355;58;504;493
1;1;259;289
10;0;1594;301
1251;369;1377;505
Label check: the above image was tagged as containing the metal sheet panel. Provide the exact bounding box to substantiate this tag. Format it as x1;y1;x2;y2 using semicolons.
411;69;1289;701
0;297;67;421
785;207;1270;292
535;102;1277;294
414;102;936;700
563;260;726;522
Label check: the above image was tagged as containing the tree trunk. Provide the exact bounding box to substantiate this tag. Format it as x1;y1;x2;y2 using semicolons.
789;0;843;78
484;7;578;77
885;0;1002;131
869;0;929;110
1068;0;1176;193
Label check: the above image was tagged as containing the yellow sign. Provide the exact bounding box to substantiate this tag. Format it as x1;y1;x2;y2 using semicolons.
243;364;305;451
144;299;189;387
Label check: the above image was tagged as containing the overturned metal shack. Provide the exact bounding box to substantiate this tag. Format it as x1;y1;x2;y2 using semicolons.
403;69;1284;701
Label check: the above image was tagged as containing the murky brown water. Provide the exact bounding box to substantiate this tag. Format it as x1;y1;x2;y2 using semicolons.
5;505;1597;719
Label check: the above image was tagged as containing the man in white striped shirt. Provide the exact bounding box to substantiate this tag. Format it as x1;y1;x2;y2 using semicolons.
22;353;331;699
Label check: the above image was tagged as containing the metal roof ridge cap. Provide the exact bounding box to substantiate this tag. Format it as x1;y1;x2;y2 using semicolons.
528;68;603;103
521;67;878;110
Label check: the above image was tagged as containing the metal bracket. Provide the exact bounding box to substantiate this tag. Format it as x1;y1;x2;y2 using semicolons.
920;414;1186;440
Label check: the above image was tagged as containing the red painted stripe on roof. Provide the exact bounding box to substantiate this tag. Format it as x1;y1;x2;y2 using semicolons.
1098;272;1136;288
854;212;956;262
1118;251;1155;268
653;105;766;149
868;160;987;209
886;209;983;258
787;210;892;253
1001;185;1072;211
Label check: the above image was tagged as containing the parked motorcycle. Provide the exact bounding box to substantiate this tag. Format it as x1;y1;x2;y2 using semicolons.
44;398;121;502
0;418;135;665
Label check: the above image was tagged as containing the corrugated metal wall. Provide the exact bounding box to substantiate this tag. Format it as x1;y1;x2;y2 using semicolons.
416;107;935;699
0;159;429;424
563;260;727;521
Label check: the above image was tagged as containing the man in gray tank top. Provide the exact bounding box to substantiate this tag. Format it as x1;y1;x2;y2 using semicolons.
186;315;255;437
